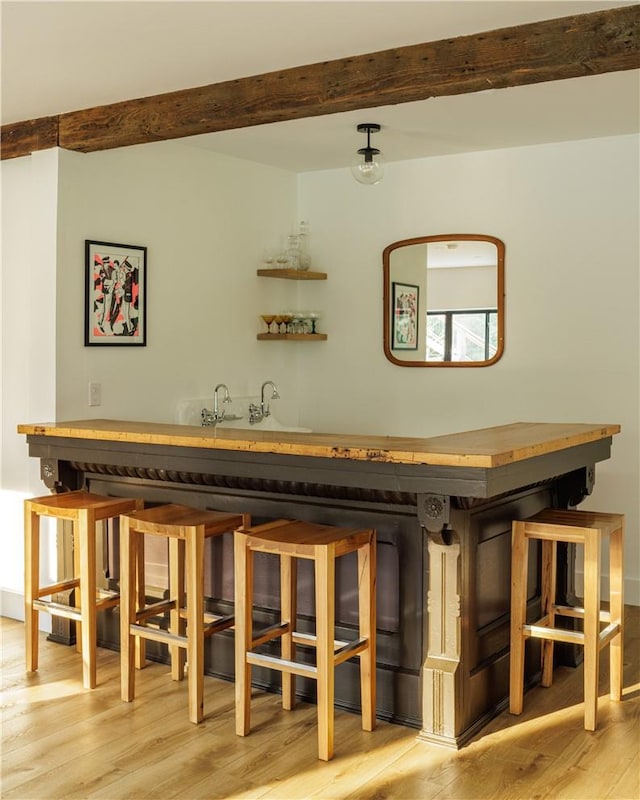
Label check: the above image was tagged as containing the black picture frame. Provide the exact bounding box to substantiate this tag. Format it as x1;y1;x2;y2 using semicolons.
392;281;419;350
85;240;147;346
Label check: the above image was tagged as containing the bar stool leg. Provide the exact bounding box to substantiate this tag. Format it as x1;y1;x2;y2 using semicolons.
134;532;146;670
169;537;186;681
315;545;335;762
186;527;205;723
583;531;601;731
78;509;98;689
24;505;39;673
120;516;136;703
358;536;376;731
609;520;625;701
234;531;253;736
509;521;529;715
73;519;83;656
280;553;297;710
540;538;557;688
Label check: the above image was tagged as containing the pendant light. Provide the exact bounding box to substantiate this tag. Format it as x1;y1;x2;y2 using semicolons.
351;123;384;185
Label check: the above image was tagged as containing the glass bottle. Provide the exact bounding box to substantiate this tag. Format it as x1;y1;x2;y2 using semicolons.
285;234;301;270
298;221;311;270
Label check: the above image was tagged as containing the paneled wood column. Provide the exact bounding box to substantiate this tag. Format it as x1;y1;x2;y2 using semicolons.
421;529;463;745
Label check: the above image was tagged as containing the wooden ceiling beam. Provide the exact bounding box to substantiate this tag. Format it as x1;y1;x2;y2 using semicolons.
2;5;638;160
1;117;59;161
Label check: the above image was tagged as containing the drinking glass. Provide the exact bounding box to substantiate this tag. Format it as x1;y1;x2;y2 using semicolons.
261;248;275;269
307;311;320;334
280;312;293;334
290;312;302;334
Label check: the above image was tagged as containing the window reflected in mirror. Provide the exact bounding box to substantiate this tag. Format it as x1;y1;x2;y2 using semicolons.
383;234;505;367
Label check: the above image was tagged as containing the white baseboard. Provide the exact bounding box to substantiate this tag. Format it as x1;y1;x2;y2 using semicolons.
1;589;51;633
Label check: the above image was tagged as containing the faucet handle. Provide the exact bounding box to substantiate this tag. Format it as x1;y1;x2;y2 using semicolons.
201;408;216;427
248;403;262;425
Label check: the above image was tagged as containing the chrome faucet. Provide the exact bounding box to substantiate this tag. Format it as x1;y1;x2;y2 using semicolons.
201;383;231;427
249;381;280;425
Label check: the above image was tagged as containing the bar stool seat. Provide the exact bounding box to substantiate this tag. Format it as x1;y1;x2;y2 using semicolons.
234;519;377;761
510;508;624;731
24;490;143;689
119;504;247;723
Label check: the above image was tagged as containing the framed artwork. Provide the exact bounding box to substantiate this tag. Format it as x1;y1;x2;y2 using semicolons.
392;282;419;350
85;240;147;346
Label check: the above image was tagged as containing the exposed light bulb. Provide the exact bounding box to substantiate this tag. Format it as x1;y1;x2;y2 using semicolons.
351;123;384;185
351;153;384;185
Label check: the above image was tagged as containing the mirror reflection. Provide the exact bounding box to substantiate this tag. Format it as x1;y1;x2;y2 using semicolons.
383;234;505;367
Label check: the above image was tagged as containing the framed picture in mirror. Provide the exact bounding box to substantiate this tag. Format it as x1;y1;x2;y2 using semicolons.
392;282;419;350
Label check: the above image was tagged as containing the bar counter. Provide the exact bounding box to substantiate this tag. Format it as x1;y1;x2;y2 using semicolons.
18;419;619;747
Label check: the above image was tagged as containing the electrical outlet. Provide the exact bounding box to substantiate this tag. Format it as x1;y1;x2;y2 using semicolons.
88;382;102;407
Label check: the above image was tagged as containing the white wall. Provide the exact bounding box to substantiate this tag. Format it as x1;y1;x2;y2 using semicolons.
55;142;302;424
428;265;496;310
297;134;639;601
2;133;638;619
1;150;59;624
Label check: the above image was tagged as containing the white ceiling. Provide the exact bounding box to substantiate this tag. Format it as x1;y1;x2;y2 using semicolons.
2;1;638;171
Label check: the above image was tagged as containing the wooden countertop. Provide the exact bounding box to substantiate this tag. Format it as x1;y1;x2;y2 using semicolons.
17;419;620;469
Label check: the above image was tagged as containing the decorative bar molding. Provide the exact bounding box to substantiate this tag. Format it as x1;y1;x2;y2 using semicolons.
2;6;638;159
68;460;418;506
61;459;557;508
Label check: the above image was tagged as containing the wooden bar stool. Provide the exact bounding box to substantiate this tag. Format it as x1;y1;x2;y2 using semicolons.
119;504;247;723
234;519;376;761
510;508;624;730
24;490;143;689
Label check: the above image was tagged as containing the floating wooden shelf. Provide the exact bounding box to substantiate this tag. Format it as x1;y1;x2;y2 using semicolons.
257;333;327;341
257;268;327;280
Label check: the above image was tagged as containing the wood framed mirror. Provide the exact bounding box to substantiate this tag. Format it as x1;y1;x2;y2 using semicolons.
383;234;505;367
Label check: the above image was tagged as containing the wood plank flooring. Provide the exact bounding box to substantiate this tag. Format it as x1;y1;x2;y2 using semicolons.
2;608;638;800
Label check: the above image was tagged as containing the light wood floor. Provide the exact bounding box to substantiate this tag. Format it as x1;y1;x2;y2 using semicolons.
2;609;638;800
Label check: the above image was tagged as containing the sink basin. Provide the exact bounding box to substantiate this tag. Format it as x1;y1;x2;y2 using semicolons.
175;397;311;433
218;415;311;433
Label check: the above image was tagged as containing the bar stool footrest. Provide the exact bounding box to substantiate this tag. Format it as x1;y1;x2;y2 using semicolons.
598;622;622;648
525;619;621;650
549;603;612;623
334;637;369;666
290;631;366;654
251;621;291;649
247;651;318;679
203;614;234;636
33;599;83;621
33;589;119;620
136;599;176;623
130;623;187;648
524;623;585;645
